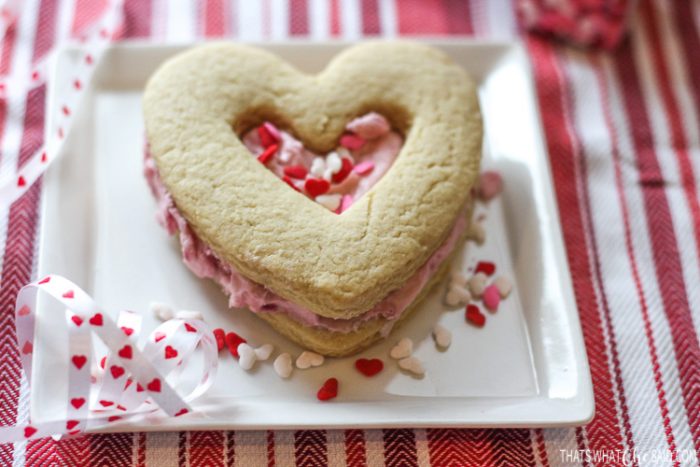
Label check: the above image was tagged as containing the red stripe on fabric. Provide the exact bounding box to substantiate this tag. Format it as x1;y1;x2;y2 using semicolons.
225;431;235;467
527;36;627;454
615;36;700;453
534;429;549;467
672;1;700;133
330;0;341;36
443;0;473;35
396;0;449;35
202;0;227;37
267;430;274;467
360;0;380;35
123;0;152;37
559;55;637;461
640;0;700;276
189;431;225;467
426;429;535;466
294;430;327;465
344;429;367;466
71;0;107;35
178;432;187;466
594;55;680;464
31;0;58;63
86;434;133;466
383;429;418;467
289;0;308;36
55;436;91;466
136;433;146;467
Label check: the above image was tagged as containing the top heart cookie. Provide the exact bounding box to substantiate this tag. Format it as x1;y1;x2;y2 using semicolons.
143;42;481;327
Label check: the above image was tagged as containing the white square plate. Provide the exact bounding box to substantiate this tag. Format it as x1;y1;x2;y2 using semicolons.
33;41;593;431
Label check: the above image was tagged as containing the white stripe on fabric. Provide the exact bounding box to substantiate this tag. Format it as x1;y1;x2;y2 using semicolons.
377;0;396;37
150;0;167;40
542;428;583;467
238;0;263;41
273;430;296;467
326;430;348;467
270;0;288;40
339;0;360;39
234;431;268;466
485;0;516;39
309;0;329;39
145;432;181;466
413;429;430;467
363;429;385;467
565;49;673;460
165;0;196;42
56;0;76;42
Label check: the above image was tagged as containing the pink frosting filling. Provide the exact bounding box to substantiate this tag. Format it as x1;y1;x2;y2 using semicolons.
144;114;469;333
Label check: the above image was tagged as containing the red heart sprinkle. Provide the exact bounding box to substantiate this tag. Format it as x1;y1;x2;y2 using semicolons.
38;276;50;284
225;332;247;359
317;377;339;401
164;345;178;359
41;152;47;163
118;345;132;359
213;328;225;351
108;416;121;422
18;305;30;316
110;365;125;379
465;304;486;327
68;429;81;436
100;356;106;369
474;261;496;276
175;408;189;417
70;398;85;409
282;175;301;192
124;379;132;390
136;383;144;392
21;341;32;355
257;143;279;164
355;358;384;377
66;420;79;430
31;70;39;81
71;355;87;370
62;105;70;116
304;178;330;197
85;54;93;65
147;378;161;393
71;315;83;327
117;404;127;411
283;165;307;179
184;323;197;333
17;175;26;187
257;123;279;147
62;290;74;299
99;400;113;407
332;158;354;184
89;313;103;326
154;332;166;343
24;426;37;438
73;79;82;90
120;326;134;336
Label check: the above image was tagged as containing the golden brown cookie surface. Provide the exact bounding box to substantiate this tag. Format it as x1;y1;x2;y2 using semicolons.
143;42;482;320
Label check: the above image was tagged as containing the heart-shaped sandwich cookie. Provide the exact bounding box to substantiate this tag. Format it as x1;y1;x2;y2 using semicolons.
143;42;482;356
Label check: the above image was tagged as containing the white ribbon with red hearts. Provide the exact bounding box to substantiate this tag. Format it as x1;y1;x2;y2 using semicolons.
0;0;124;208
7;274;219;442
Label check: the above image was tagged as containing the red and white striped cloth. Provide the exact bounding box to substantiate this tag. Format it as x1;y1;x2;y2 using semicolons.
1;0;700;465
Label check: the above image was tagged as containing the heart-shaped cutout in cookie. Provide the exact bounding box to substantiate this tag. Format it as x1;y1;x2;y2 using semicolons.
144;43;481;324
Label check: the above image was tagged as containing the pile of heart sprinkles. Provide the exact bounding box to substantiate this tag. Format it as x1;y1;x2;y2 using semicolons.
252;121;376;213
447;262;512;328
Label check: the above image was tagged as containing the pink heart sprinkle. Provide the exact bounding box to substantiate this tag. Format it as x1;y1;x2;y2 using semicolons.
353;161;375;176
339;133;365;150
483;284;501;312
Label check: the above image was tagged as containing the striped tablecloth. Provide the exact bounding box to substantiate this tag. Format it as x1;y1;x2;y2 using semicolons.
2;0;700;465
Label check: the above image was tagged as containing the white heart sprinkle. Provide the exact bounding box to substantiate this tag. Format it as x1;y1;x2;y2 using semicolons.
274;353;293;379
296;351;324;369
310;157;325;177
337;147;353;163
326;151;342;173
432;324;452;349
315;193;342;211
469;272;488;298
151;302;174;321
390;337;413;360
471;222;486;245
445;284;471;307
322;167;334;182
255;344;274;361
494;276;512;298
450;271;468;288
398;357;425;376
175;310;203;320
238;343;257;371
